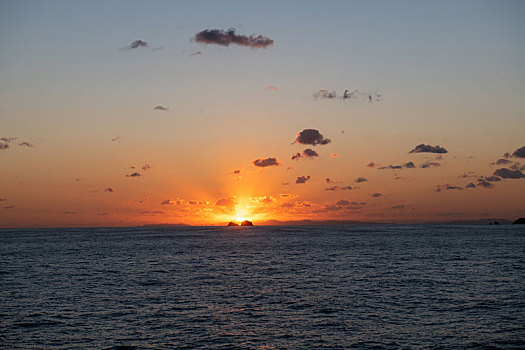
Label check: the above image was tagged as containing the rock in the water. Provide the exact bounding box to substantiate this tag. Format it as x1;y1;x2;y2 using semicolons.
489;221;500;225
240;220;253;226
227;221;239;226
512;218;525;225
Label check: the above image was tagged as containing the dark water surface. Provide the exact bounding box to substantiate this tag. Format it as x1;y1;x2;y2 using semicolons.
1;225;524;349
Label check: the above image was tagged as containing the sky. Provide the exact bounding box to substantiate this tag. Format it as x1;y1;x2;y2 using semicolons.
1;0;524;227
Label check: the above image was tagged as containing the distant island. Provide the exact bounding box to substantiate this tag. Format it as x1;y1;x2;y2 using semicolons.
513;218;525;224
228;220;253;226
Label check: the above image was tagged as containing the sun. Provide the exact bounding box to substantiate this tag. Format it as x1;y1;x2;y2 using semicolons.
235;217;247;222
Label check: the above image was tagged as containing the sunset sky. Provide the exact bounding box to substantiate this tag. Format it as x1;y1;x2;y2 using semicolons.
1;0;524;227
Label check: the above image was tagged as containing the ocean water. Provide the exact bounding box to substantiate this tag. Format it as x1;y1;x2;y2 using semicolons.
1;225;524;349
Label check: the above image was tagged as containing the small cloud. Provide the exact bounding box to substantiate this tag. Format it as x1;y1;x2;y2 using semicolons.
189;51;202;57
493;168;525;179
140;210;164;215
465;182;476;189
294;129;331;146
266;86;278;91
459;172;476;178
121;40;148;50
233;169;241;174
253;157;280;167
366;162;376;168
336;200;350;206
330;153;339;157
141;164;152;171
280;202;295;208
4;205;15;209
291;148;319;160
154;105;169;111
511;146;525;158
378;162;415;170
104;187;114;193
435;184;463;192
62;211;77;215
0;198;6;202
354;177;367;183
409;144;448;154
390;205;406;210
18;141;33;147
112;136;122;143
313;89;382;102
484;176;501;182
97;213;109;216
324;185;352;191
193;28;273;48
371;193;382;198
0;137;17;142
215;198;237;207
0;143;8;150
420;162;440;168
126;172;141;177
160;199;173;205
296;175;310;184
476;179;494;189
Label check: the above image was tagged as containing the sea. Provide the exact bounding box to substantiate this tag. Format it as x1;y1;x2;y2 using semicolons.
1;225;524;349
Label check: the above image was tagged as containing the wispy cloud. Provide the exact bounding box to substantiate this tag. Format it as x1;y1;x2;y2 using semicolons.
154;105;169;111
104;187;114;193
141;164;153;171
435;184;463;192
378;161;415;170
121;40;148;50
371;192;382;198
266;86;278;91
354;177;367;183
112;136;122;143
126;172;141;177
324;185;352;191
193;28;273;48
313;89;382;102
189;51;202;57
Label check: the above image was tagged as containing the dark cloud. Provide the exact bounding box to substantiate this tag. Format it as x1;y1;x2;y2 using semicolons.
409;144;448;154
215;198;237;207
104;187;114;193
420;162;440;168
126;172;141;177
233;169;241;174
379;162;415;170
354;177;367;183
324;185;352;191
493;168;525;179
62;211;76;215
295;129;331;146
253;157;280;167
122;40;148;50
4;205;15;209
0;198;6;202
112;136;122;143
0;143;8;150
435;184;463;192
465;182;476;188
371;193;382;198
193;28;273;48
160;199;172;205
503;152;511;159
0;137;34;149
336;200;350;206
18;141;33;147
512;146;525;158
189;51;202;57
366;162;376;168
0;137;17;142
296;176;310;184
141;164;152;171
291;148;319;160
154;105;169;111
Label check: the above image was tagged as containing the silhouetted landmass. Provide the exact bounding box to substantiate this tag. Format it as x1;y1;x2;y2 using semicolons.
513;218;525;224
489;221;500;225
228;220;254;226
